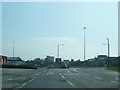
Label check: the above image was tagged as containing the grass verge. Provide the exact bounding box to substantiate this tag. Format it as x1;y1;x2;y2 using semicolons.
2;64;37;69
106;67;120;72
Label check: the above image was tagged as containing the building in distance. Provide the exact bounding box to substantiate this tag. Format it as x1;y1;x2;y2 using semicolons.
0;55;7;65
45;56;54;63
7;57;24;65
55;58;62;65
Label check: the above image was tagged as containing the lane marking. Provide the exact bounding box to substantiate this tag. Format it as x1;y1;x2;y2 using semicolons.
61;74;65;78
110;81;118;84
19;74;39;88
17;70;48;88
106;72;118;76
63;73;79;76
8;78;13;81
59;71;65;79
23;78;26;80
67;80;76;87
94;76;102;80
46;72;54;75
73;69;77;72
115;78;118;80
68;71;70;73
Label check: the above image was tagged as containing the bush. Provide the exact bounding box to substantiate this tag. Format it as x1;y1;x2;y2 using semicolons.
2;64;37;69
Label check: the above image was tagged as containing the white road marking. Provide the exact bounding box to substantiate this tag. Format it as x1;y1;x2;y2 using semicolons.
23;78;26;80
46;72;54;75
59;71;65;79
110;81;118;84
18;71;46;88
68;71;70;73
64;73;79;76
19;74;39;88
61;74;65;78
73;69;77;72
106;72;118;76
67;80;76;87
8;78;13;81
115;78;118;80
94;76;102;80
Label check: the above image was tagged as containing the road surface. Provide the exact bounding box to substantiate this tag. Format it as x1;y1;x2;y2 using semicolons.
19;68;119;88
2;68;46;88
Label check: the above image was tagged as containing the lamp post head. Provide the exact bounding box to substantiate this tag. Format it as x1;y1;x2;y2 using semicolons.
106;38;109;40
83;27;86;29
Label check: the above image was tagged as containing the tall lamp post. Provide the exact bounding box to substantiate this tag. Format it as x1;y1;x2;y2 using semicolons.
13;41;15;60
83;27;86;61
57;44;63;58
106;38;110;60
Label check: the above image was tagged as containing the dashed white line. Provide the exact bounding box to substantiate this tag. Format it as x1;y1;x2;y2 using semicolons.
68;71;70;73
8;78;13;81
94;76;102;80
67;80;76;87
19;74;39;88
23;78;26;80
115;78;118;80
59;71;65;79
110;81;118;84
106;72;118;76
61;74;65;78
73;69;77;72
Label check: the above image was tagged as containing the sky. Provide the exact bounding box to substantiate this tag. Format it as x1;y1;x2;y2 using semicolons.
1;2;118;61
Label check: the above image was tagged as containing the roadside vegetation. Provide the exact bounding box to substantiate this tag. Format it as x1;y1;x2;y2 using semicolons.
2;64;37;69
106;67;120;72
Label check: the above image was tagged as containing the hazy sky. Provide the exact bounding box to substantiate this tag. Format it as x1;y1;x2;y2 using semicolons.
2;2;118;61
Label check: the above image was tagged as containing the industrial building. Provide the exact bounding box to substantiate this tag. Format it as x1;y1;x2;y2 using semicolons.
0;55;7;65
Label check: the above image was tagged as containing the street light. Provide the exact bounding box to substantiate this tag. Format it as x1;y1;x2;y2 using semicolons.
13;41;15;60
57;44;63;58
83;27;86;61
106;38;110;60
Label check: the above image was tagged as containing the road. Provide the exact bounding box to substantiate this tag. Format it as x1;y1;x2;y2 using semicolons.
2;68;46;88
19;68;119;88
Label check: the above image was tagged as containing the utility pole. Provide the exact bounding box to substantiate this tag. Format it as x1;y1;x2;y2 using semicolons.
83;27;86;61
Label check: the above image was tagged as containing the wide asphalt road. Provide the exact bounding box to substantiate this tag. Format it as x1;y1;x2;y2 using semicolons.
20;68;119;88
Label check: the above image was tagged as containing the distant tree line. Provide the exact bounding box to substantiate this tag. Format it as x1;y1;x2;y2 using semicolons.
69;57;119;68
25;57;119;68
